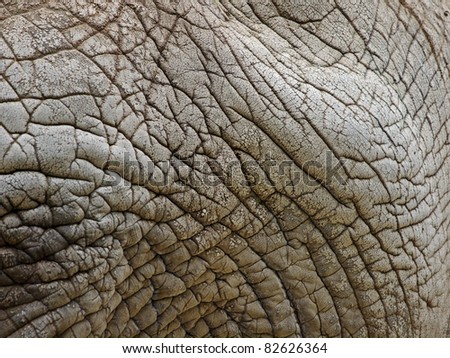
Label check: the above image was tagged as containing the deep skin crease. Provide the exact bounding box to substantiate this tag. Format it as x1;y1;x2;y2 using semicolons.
0;0;449;337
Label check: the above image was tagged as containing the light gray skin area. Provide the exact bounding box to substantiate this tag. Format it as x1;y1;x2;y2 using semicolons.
0;0;449;338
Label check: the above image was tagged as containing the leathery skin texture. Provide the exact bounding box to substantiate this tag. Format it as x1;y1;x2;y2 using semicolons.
0;0;449;337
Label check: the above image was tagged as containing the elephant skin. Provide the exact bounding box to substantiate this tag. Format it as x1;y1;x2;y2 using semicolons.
0;0;449;337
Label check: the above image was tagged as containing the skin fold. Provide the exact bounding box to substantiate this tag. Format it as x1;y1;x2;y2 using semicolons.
0;0;449;337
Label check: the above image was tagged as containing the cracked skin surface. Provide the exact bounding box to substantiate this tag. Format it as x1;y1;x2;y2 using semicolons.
0;0;449;337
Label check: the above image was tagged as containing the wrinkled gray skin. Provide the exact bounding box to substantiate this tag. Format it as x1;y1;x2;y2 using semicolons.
0;0;449;338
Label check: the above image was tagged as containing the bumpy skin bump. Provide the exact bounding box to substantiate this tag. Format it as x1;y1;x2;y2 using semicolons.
0;0;449;337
